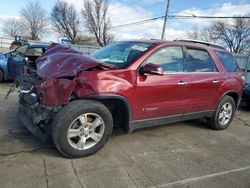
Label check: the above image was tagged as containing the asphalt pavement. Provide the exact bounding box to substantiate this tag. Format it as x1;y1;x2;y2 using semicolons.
0;82;250;188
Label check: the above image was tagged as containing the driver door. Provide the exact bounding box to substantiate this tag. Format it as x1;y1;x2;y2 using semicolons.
133;46;188;121
7;51;25;80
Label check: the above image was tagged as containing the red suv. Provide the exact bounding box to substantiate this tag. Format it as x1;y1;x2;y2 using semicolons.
18;40;244;158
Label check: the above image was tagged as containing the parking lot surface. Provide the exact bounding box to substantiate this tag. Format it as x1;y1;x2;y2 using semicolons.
0;82;250;188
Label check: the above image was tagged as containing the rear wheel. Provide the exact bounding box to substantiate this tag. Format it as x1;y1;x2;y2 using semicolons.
208;96;235;130
52;100;113;158
0;69;4;82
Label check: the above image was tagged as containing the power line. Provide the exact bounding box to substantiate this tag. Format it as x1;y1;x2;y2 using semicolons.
111;16;165;29
108;2;250;27
170;3;250;14
171;15;250;19
111;15;250;29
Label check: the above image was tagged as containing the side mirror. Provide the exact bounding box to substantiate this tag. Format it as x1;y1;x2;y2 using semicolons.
140;63;164;75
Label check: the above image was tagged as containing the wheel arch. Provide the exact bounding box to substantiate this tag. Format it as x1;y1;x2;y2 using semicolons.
70;94;131;133
220;90;241;108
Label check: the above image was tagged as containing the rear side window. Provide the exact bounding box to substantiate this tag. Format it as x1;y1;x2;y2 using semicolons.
185;48;216;72
216;51;238;72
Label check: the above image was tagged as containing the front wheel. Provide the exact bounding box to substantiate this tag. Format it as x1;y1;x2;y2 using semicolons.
52;100;113;158
208;96;235;130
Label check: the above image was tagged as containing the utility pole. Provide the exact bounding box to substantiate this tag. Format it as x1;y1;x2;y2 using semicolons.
161;0;171;40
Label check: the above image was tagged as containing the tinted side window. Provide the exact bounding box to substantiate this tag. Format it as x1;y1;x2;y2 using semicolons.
145;46;184;73
185;48;216;72
216;51;238;72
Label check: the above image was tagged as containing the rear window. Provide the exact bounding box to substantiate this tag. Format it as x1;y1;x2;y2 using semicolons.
216;51;238;72
185;48;216;72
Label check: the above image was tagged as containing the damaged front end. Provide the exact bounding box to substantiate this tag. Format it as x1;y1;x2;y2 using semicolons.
17;44;116;143
18;74;62;143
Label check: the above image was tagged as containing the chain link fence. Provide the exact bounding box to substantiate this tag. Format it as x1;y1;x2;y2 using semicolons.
0;36;100;54
0;37;13;52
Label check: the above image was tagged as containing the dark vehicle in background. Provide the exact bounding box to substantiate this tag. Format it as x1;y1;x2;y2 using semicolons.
9;36;27;50
18;40;244;158
10;41;23;50
7;43;48;80
235;53;250;107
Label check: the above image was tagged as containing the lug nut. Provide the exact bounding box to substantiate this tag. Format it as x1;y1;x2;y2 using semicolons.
85;134;88;137
89;131;92;134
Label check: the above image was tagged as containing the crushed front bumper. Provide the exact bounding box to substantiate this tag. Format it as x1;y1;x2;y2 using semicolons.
18;92;60;143
18;109;52;143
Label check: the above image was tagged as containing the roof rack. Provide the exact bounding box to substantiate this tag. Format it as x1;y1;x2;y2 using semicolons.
174;38;226;50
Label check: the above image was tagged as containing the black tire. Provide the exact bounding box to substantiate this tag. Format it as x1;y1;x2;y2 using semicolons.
208;96;236;130
52;100;113;158
0;69;4;82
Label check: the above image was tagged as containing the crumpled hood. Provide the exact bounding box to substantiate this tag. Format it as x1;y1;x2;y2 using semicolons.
36;43;116;80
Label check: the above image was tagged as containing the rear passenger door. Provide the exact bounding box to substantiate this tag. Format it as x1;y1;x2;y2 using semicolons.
183;47;223;114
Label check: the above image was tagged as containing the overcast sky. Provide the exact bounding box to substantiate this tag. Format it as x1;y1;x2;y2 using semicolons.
0;0;250;42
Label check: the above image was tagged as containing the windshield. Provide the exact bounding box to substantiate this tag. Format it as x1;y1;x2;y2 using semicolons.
91;42;154;68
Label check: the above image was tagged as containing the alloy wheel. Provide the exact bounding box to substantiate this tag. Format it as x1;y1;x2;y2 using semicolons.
218;102;233;126
67;113;105;150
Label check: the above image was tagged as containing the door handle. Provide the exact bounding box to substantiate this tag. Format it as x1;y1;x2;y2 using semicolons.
213;80;220;84
178;81;188;86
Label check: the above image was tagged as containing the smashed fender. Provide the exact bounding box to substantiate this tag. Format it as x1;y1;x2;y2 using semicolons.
40;78;76;105
36;44;117;80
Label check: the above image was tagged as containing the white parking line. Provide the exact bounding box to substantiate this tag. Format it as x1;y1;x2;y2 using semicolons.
157;166;250;187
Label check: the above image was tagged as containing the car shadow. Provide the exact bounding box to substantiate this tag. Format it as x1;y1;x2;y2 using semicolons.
238;101;250;111
112;118;211;138
182;118;212;130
